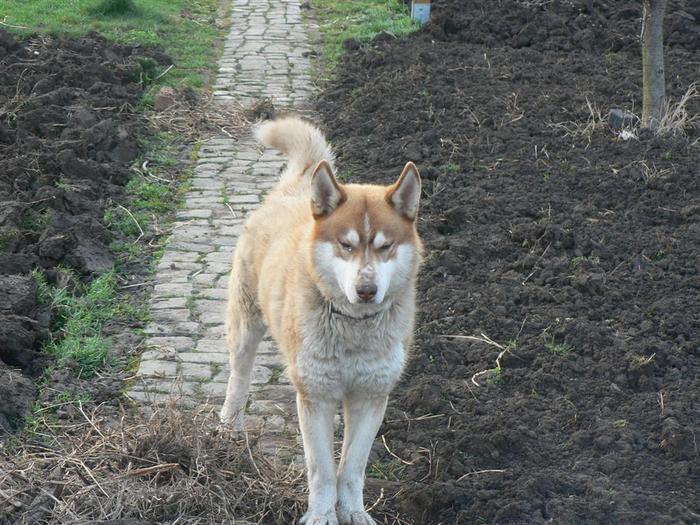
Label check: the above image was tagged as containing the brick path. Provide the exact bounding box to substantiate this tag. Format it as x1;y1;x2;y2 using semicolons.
130;0;316;451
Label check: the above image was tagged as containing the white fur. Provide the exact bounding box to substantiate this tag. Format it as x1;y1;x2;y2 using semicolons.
314;242;416;306
255;117;335;185
345;229;359;247
298;395;339;525
296;301;409;524
372;232;387;249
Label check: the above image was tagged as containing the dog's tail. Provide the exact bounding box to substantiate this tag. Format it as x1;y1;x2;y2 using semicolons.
254;116;335;183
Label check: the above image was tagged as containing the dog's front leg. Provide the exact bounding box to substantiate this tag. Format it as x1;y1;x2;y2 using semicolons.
297;393;339;525
336;395;388;525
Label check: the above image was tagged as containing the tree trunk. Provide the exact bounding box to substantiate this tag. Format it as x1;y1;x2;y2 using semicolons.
641;0;667;130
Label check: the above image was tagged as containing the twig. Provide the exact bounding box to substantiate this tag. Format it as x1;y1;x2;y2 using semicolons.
153;64;174;82
0;17;28;29
381;435;414;465
127;463;180;477
456;469;506;482
366;487;385;512
120;281;153;289
117;204;145;242
522;242;552;284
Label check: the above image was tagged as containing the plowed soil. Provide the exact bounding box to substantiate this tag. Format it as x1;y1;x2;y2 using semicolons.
0;30;166;431
317;1;700;523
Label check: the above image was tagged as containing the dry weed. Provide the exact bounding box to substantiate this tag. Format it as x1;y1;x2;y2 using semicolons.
0;402;415;524
548;97;607;143
656;83;700;138
0;403;305;524
145;91;252;141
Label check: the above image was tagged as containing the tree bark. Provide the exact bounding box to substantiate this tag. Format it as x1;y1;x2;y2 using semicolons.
641;0;667;129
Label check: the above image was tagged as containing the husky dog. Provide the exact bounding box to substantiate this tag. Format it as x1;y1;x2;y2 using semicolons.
221;116;422;525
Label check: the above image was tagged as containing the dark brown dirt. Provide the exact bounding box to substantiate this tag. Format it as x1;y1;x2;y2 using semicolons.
318;1;700;523
0;30;167;431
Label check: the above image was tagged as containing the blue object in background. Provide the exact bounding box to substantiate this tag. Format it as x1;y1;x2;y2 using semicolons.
411;1;431;25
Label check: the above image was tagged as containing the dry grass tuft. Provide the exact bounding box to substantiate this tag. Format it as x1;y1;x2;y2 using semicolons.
0;403;305;524
656;83;700;138
548;97;607;143
0;402;415;524
145;90;252;141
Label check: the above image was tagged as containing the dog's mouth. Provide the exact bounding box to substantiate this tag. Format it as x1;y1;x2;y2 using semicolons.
329;299;385;321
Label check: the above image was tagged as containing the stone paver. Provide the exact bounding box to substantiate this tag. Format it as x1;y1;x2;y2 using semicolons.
130;0;318;449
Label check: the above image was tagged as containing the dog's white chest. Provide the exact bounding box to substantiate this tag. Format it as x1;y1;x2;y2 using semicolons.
296;312;407;401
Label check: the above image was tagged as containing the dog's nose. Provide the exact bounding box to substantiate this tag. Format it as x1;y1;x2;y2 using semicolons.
356;283;377;302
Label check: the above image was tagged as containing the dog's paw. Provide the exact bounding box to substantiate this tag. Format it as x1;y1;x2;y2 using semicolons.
299;509;339;525
218;412;245;432
337;509;375;525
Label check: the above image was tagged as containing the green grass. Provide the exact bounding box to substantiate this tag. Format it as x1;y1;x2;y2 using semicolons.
312;0;418;71
2;0;225;93
106;132;193;262
33;267;145;378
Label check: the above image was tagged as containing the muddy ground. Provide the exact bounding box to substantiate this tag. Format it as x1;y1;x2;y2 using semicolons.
0;30;167;431
318;1;700;523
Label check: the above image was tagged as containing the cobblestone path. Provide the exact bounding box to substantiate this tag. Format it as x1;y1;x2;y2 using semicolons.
130;0;316;451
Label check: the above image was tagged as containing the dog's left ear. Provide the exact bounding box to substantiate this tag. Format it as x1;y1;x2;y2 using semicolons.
386;162;421;221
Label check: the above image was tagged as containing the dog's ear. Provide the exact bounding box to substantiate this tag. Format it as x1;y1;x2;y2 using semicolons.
386;162;421;221
311;160;346;219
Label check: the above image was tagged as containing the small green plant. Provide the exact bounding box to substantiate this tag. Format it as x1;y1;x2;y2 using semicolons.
336;169;353;182
220;186;230;205
661;150;672;161
444;162;461;175
367;458;406;481
126;175;172;214
20;210;51;232
269;366;283;384
571;255;600;268
210;362;223;377
104;206;147;237
545;338;574;355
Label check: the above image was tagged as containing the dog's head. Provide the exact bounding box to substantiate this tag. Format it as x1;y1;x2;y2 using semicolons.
310;160;423;307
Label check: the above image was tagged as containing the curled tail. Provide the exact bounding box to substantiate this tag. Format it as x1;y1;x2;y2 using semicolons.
254;116;335;183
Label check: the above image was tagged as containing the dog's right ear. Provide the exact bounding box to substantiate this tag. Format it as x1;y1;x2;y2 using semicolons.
311;160;346;219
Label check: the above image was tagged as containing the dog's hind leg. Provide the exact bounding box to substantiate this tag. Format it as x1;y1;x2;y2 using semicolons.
220;273;264;429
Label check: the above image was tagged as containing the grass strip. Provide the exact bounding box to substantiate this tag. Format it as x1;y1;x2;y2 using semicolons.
311;0;418;72
2;0;225;93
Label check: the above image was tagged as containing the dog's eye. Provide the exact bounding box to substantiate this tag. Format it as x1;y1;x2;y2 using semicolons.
378;243;393;252
338;241;353;252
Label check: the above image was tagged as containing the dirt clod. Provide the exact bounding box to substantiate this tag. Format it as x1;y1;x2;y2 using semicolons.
0;29;166;429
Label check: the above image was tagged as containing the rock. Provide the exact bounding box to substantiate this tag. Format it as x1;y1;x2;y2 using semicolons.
608;108;637;130
154;86;177;112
